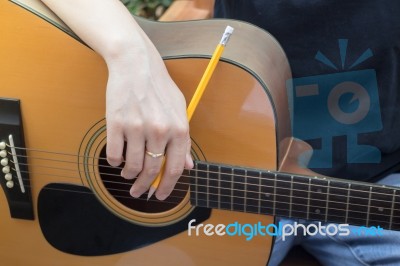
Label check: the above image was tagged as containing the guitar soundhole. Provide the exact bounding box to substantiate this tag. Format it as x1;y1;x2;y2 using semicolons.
98;146;190;213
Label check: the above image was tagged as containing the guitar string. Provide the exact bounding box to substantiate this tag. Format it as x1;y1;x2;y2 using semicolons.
11;153;122;171
7;164;400;226
8;154;400;207
5;146;398;200
7;145;117;161
6;144;398;194
7;144;396;197
10;156;400;211
12;182;400;227
4;146;400;210
6;162;400;224
7;162;400;215
13;167;400;216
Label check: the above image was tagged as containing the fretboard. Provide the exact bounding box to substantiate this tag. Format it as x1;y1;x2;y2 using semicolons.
187;161;400;231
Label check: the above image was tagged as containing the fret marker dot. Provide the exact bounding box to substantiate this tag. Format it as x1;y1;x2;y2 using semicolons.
378;207;384;212
315;209;321;214
264;193;271;198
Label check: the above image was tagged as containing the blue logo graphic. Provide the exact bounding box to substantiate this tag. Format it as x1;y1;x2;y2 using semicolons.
287;39;382;168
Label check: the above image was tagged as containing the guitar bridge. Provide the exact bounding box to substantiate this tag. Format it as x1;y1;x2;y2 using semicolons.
0;98;34;220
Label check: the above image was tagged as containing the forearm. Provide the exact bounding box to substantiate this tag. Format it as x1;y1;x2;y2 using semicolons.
40;0;192;200
40;0;153;63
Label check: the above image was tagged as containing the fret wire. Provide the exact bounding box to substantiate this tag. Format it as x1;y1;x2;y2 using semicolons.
218;165;221;210
325;180;330;222
390;189;396;230
194;168;198;206
230;168;234;212
289;175;293;218
366;186;372;227
244;169;248;213
206;164;210;208
307;178;311;220
258;170;262;214
273;172;277;216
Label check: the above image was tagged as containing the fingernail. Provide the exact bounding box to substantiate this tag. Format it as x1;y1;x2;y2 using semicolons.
121;169;136;180
107;158;122;167
156;193;168;201
130;187;140;198
120;169;126;178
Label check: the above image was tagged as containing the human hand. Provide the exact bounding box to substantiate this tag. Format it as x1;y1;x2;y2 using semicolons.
105;44;193;201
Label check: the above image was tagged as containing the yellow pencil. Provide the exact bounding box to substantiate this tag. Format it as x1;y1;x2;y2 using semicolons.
147;25;234;199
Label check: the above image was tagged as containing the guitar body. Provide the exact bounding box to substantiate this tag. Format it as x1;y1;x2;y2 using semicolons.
0;0;293;265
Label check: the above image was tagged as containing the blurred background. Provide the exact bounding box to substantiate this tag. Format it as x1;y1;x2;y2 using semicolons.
121;0;172;20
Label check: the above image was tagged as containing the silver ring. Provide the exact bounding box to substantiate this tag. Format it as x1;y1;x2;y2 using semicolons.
145;150;164;158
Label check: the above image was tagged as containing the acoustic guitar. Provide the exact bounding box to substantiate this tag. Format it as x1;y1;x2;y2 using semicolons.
0;0;399;265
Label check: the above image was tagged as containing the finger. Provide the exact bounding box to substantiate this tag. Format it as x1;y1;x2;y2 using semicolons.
155;136;188;200
106;122;124;167
130;140;166;198
121;134;145;180
184;138;194;169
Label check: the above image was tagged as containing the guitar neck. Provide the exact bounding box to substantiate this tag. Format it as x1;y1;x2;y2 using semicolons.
188;161;400;231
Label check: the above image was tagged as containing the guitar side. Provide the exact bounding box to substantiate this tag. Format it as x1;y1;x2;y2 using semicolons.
0;0;294;265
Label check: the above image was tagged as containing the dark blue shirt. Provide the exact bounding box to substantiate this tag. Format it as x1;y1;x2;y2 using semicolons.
214;0;400;181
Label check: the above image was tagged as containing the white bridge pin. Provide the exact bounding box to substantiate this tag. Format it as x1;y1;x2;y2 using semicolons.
0;150;7;158
2;166;10;174
5;173;12;181
1;158;8;166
